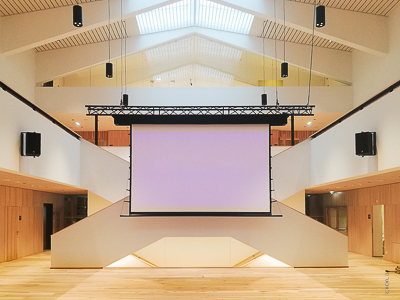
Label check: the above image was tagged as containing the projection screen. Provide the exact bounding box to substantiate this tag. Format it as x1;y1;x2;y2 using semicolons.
130;124;270;214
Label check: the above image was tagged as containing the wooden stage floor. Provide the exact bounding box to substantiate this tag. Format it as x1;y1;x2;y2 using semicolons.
0;251;399;299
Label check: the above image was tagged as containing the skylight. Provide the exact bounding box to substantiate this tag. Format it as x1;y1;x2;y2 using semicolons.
136;0;254;35
136;0;192;34
197;0;254;34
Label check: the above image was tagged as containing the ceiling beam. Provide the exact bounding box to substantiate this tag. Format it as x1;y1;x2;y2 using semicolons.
214;0;388;56
36;27;352;84
1;0;178;56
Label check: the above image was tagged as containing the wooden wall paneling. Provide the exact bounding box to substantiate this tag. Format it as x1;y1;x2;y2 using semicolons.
270;130;280;146
389;183;400;205
0;206;5;263
17;206;34;258
33;207;43;253
348;205;373;256
108;130;130;146
0;186;5;206
6;206;19;261
384;204;400;262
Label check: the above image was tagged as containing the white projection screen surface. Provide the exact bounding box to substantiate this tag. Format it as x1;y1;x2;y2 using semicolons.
130;124;270;214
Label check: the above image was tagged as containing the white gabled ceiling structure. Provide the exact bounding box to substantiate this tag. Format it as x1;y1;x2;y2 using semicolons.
1;0;399;130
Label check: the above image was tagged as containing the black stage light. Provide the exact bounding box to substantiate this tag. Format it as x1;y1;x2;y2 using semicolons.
316;5;325;28
73;5;83;27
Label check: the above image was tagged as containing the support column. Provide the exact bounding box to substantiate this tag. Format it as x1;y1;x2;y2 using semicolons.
95;115;99;146
291;114;294;146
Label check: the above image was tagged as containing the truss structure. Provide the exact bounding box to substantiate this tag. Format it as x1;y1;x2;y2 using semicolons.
86;105;314;116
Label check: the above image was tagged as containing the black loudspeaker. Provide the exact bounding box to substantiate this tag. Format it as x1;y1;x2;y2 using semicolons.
355;132;376;157
21;132;41;157
261;94;267;105
122;94;129;106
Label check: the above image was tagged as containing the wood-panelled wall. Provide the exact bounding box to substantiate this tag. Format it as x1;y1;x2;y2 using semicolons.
79;129;314;147
0;186;64;263
78;130;130;147
318;184;400;262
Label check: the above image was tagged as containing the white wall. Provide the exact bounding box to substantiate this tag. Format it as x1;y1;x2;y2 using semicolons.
271;83;400;199
271;140;311;202
310;89;400;185
352;5;400;107
51;199;348;268
0;89;81;186
81;140;130;203
0;18;36;101
35;86;353;114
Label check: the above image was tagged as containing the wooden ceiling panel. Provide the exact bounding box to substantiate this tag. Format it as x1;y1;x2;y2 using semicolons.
0;0;100;17
0;167;87;195
290;0;400;16
260;20;353;52
35;21;128;52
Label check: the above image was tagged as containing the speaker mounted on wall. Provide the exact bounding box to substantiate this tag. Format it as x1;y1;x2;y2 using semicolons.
355;132;376;157
21;132;41;157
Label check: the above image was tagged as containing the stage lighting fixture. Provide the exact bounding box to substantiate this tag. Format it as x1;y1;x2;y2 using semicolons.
73;5;83;27
316;5;325;28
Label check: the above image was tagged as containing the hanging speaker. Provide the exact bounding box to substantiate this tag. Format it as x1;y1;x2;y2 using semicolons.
73;5;83;27
21;132;41;157
355;132;376;156
106;62;113;78
261;94;267;105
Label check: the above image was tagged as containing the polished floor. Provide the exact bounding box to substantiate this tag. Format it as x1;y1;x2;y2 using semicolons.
0;252;399;299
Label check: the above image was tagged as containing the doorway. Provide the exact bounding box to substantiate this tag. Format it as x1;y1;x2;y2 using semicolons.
43;203;53;250
372;205;384;257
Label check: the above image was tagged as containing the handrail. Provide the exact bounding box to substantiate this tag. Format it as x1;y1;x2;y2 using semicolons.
311;79;400;139
0;81;81;140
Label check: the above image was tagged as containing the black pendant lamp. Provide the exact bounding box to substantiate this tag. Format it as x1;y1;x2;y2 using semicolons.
316;5;325;28
122;94;129;106
281;62;288;78
106;62;113;78
261;94;267;105
73;5;83;27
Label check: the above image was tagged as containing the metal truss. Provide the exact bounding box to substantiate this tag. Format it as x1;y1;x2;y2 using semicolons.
86;105;314;116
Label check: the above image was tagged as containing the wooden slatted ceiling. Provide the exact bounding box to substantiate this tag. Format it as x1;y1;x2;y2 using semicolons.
260;20;353;52
0;0;100;16
35;21;128;52
290;0;400;16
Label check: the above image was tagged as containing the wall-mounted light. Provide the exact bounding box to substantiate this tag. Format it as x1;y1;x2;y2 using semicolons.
316;5;325;28
73;5;83;27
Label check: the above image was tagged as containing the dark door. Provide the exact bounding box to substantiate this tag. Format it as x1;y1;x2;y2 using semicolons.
43;203;53;250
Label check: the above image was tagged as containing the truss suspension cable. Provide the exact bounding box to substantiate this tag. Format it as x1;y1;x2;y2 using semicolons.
307;0;317;106
274;0;279;105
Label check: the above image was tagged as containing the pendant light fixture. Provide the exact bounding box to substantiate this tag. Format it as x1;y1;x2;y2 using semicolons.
106;0;113;78
281;0;288;78
119;0;128;106
261;21;267;106
315;1;325;28
73;2;83;27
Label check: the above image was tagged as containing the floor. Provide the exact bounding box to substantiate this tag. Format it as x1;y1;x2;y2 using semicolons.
0;252;399;299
